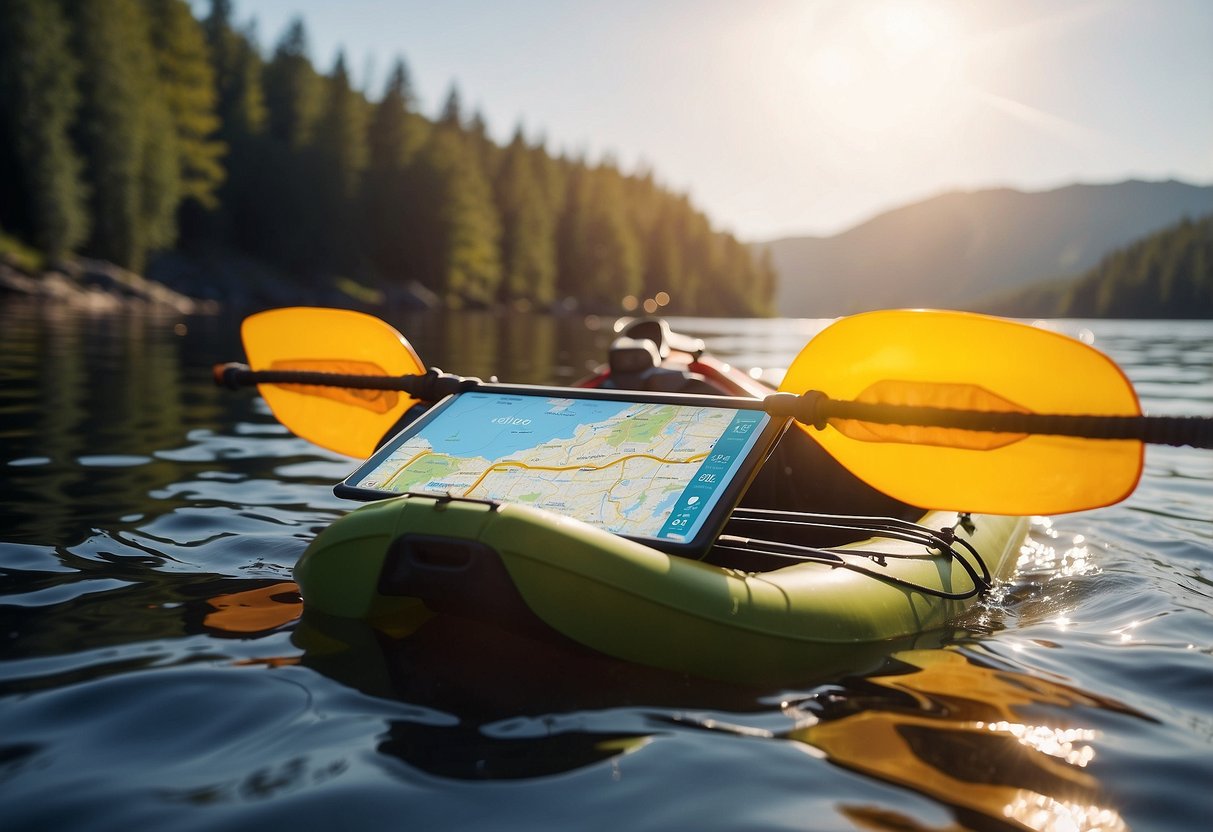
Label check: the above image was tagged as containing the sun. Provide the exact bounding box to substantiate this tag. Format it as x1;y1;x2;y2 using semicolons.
799;1;968;138
868;0;956;59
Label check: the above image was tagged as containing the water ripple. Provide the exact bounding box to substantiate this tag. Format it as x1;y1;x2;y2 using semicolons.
1;311;1210;831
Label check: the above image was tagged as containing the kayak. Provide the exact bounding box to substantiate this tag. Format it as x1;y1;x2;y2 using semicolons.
294;317;1030;681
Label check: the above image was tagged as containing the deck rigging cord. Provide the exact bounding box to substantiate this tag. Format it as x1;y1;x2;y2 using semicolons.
718;509;993;600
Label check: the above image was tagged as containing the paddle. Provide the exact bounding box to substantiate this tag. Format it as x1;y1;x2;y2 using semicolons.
217;307;1212;515
777;309;1151;515
235;306;426;459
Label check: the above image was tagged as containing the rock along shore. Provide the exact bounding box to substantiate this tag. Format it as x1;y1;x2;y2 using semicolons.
0;256;216;315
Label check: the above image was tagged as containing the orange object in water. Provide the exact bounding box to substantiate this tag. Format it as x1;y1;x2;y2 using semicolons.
203;582;302;634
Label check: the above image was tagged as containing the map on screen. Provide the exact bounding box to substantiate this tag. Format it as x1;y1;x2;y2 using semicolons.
345;391;771;543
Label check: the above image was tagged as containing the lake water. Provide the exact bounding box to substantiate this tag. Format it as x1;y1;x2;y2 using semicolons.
1;305;1210;831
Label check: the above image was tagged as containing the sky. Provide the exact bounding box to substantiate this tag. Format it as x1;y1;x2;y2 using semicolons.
208;0;1213;241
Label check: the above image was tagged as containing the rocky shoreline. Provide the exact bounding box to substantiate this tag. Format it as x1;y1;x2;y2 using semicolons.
0;248;454;316
0;256;216;315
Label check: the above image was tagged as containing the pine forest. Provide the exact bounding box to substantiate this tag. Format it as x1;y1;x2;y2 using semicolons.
0;0;775;315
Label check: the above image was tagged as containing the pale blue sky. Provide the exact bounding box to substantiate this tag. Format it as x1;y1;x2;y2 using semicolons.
204;0;1213;241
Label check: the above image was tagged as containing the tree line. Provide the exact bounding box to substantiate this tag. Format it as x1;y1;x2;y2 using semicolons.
0;0;774;315
983;215;1212;319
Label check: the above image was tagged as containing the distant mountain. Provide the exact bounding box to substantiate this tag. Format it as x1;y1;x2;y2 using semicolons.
979;215;1212;319
762;180;1213;316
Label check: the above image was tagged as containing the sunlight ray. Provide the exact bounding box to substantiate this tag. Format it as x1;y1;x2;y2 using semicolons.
970;88;1111;148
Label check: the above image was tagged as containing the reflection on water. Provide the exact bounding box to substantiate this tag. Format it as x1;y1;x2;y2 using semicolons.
387;308;608;384
789;649;1136;832
0;306;243;544
204;581;302;635
0;307;1210;830
290;600;1141;830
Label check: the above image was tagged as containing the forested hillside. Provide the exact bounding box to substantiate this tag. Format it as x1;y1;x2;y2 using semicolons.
980;215;1212;319
764;181;1213;316
0;0;773;315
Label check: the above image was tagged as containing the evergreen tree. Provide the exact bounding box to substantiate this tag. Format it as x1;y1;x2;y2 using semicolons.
363;58;420;283
754;245;777;315
256;18;326;273
366;59;419;171
203;4;269;252
138;94;181;255
684;210;718;311
145;0;225;210
556;163;644;309
69;0;180;271
0;0;88;260
493;127;556;306
315;53;368;202
642;197;685;309
263;18;322;149
467;109;500;179
313;52;369;270
556;161;591;301
528;137;567;217
438;84;463;129
714;235;763;315
584;165;642;308
205;1;266;141
622;167;662;248
412;121;501;306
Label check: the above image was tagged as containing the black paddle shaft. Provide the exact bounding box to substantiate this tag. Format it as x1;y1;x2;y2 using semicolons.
214;363;1213;450
765;391;1213;450
213;363;478;401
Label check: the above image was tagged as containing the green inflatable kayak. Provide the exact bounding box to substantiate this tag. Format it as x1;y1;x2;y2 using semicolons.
296;425;1028;681
214;308;1209;681
282;313;1033;680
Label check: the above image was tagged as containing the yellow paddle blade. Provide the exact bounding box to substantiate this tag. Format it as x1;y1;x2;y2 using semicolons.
779;310;1143;515
242;307;424;458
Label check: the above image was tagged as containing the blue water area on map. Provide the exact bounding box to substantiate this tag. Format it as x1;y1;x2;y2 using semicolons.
626;490;680;521
409;391;633;459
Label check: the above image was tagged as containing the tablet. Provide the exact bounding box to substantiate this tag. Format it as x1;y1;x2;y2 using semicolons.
335;385;787;556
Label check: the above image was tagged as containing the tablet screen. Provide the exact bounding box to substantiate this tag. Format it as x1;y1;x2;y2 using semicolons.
338;388;782;551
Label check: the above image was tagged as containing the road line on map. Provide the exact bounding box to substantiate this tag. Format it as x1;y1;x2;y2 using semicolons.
383;449;433;490
462;451;709;497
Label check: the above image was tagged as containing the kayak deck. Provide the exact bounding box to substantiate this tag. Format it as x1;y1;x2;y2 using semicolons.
295;489;1027;681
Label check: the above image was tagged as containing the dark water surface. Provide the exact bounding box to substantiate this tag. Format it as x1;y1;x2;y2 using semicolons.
1;305;1210;831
